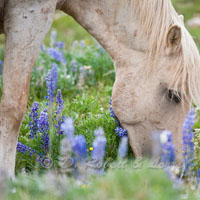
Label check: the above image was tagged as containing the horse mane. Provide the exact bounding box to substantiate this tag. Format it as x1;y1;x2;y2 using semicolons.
128;0;200;107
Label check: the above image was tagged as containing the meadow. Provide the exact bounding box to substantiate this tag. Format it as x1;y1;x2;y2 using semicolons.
1;0;200;199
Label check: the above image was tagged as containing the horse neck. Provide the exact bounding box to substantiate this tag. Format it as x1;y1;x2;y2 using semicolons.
61;0;149;63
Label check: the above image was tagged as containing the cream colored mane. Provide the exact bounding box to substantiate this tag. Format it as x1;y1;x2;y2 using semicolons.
129;0;200;107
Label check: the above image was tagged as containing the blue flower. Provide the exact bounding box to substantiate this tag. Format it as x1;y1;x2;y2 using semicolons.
38;109;49;154
56;42;64;49
115;127;128;137
92;127;107;162
56;90;64;115
29;102;39;139
55;90;64;135
118;136;128;159
50;31;57;47
45;63;58;105
109;99;117;119
80;40;85;48
70;59;78;72
109;99;128;137
160;130;175;165
17;142;36;156
61;118;74;139
182;110;195;174
0;60;3;75
72;135;88;161
47;48;66;65
72;40;78;49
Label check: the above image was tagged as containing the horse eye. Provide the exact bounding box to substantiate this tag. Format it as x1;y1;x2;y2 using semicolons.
166;90;181;103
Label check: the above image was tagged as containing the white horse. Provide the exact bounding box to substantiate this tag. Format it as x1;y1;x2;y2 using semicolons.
0;0;200;177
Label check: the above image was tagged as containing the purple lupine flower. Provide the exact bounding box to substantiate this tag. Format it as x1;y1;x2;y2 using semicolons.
70;59;78;67
50;31;57;47
38;109;49;154
182;110;195;174
29;102;39;139
72;135;88;161
115;127;128;137
55;117;64;135
80;40;85;48
56;90;64;115
56;42;64;49
109;99;117;119
0;60;3;75
70;59;78;73
55;90;64;135
160;131;175;165
17;142;36;156
109;99;128;137
72;40;78;49
92;127;107;162
118;136;128;159
61;118;74;139
45;63;58;105
47;48;66;65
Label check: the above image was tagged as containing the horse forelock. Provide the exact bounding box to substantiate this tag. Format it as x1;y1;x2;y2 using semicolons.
127;0;200;107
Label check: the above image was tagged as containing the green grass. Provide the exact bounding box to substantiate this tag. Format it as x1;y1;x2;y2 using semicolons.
7;161;199;200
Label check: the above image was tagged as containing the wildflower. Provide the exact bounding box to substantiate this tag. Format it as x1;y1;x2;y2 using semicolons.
80;40;85;48
70;59;78;67
50;31;57;47
72;135;88;161
72;40;78;49
59;138;74;173
160;130;175;165
115;127;128;137
89;147;94;151
17;142;36;156
94;127;105;137
109;99;128;137
38;109;49;154
70;59;78;72
92;127;107;163
56;41;64;49
182;110;195;174
55;90;64;135
47;48;66;65
109;99;117;118
29;102;39;139
118;136;128;159
0;60;2;75
61;118;74;139
45;63;58;105
56;90;64;115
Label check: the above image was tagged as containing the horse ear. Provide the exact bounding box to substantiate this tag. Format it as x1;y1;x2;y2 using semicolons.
166;25;182;48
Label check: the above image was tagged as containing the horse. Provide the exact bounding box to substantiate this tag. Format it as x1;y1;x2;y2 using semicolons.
0;0;200;177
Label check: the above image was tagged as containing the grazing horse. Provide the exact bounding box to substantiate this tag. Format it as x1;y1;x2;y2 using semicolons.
0;0;200;177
